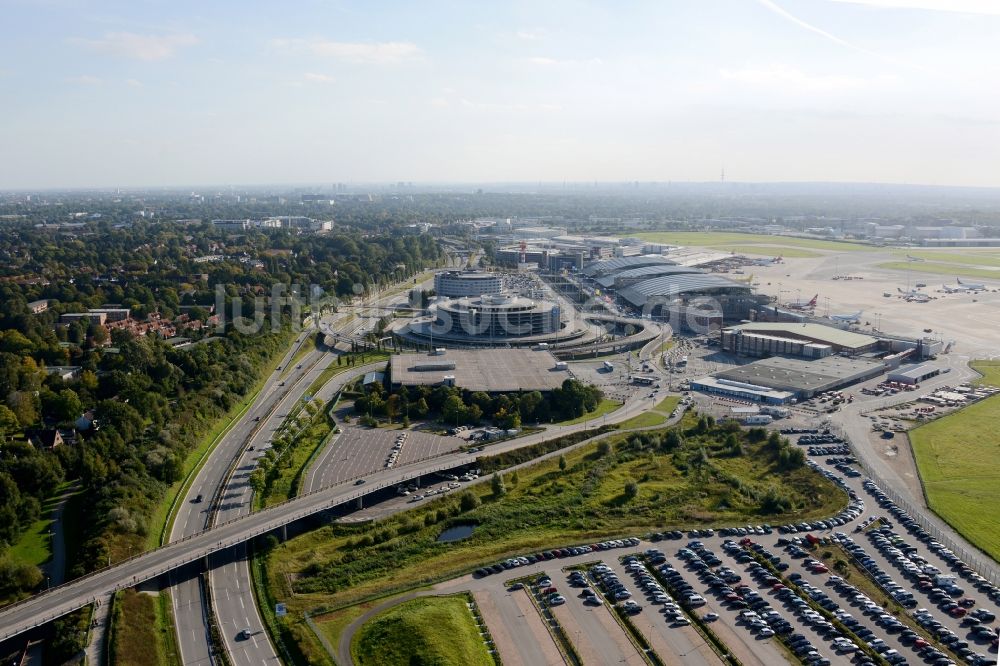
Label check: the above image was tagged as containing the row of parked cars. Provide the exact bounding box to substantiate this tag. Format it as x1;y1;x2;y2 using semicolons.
865;479;1000;608
740;539;880;666
621;555;694;624
835;530;997;665
863;478;1000;662
473;537;641;578
808;444;854;457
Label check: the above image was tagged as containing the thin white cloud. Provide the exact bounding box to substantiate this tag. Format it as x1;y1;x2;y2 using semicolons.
272;38;421;64
74;32;198;61
125;78;142;87
719;64;879;93
66;75;102;85
515;29;543;41
827;0;1000;14
303;72;335;84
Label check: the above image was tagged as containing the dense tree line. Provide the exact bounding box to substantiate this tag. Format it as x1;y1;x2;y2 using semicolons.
0;219;445;601
354;378;603;429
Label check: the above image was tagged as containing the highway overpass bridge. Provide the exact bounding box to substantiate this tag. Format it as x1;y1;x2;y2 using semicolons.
0;454;478;644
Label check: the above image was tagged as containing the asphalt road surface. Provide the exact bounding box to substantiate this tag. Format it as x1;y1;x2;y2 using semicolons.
207;348;339;665
168;329;321;666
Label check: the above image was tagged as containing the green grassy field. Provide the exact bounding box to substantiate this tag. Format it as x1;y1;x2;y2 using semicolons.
878;261;1000;281
629;232;874;253
352;595;493;666
8;481;82;571
109;589;181;666
267;419;846;641
890;250;1000;268
972;360;1000;386
616;395;681;429
715;245;821;258
616;411;667;429
910;361;1000;561
315;597;398;660
554;398;622;426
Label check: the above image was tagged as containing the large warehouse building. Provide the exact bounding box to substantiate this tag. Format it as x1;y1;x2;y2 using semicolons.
433;270;503;298
389;348;571;393
721;322;879;357
887;363;941;385
707;355;886;400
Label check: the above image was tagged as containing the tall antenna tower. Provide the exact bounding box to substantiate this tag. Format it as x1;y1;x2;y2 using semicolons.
720;166;726;183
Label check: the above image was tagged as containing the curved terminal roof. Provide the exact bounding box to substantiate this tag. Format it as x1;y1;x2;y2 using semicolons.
595;264;703;289
724;322;877;351
618;274;750;306
582;255;675;277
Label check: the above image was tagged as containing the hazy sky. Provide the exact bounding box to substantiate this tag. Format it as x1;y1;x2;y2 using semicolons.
2;0;999;189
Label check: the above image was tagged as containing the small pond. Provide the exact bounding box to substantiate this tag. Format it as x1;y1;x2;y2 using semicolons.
437;523;476;543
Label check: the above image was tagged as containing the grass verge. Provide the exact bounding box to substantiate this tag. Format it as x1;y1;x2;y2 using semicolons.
263;411;335;509
305;352;389;398
889;249;1000;268
151;331;295;548
351;594;495;666
251;544;334;666
554;398;622;426
909;360;1000;561
280;335;317;381
617;412;667;429
611;604;663;665
715;244;821;258
617;395;680;429
876;261;1000;281
108;589;180;666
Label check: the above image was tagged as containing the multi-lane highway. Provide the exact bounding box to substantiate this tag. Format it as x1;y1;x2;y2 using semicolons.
208;359;387;665
168;328;325;666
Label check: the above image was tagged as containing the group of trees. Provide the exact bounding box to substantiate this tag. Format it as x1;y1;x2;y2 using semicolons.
354;378;603;429
0;217;447;601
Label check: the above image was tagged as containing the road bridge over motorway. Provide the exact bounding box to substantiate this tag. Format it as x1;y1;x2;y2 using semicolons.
0;452;481;644
0;388;660;646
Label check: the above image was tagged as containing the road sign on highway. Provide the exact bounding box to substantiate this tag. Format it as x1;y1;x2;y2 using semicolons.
275;603;287;617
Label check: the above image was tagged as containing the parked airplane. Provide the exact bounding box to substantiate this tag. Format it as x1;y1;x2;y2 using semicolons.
897;287;921;297
830;310;863;324
941;283;970;294
905;254;925;262
957;278;986;290
786;294;818;310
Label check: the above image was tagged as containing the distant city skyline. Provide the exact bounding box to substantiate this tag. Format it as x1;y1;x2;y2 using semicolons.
1;0;998;189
